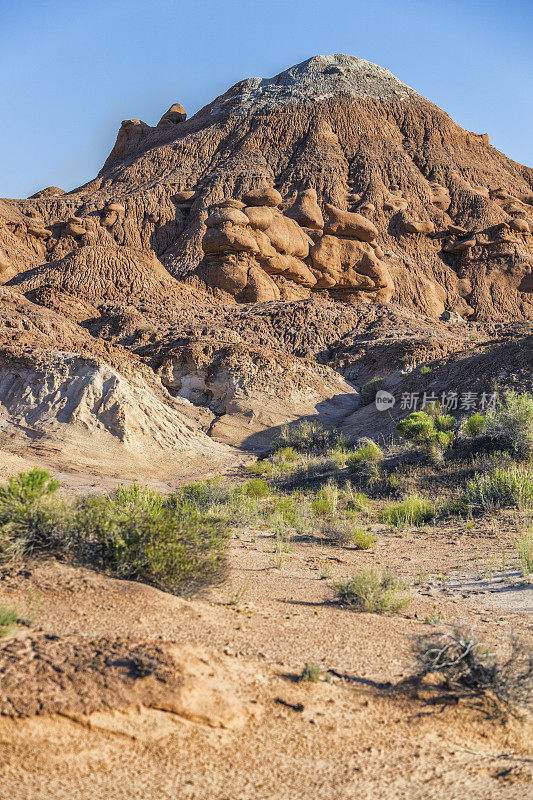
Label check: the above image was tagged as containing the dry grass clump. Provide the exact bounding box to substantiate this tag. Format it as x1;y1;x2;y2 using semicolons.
334;567;410;613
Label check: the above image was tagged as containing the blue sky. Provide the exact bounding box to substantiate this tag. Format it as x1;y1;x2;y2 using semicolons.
1;0;531;197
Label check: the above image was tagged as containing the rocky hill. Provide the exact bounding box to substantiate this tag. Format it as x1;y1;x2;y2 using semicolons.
0;54;531;479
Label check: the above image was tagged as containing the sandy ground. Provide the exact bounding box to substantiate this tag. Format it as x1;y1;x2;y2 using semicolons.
0;511;531;799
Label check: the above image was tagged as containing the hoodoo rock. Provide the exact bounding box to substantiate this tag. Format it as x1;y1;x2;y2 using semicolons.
0;53;531;320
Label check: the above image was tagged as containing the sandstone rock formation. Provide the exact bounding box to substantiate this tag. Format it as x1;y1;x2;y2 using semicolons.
1;53;531;321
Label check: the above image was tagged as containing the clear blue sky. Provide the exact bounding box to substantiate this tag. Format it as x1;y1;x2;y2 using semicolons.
1;0;531;198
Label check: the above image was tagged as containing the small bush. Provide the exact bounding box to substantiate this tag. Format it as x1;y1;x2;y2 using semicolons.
335;567;409;613
378;496;435;528
311;481;338;516
352;526;377;550
300;662;322;682
464;465;533;511
464;412;486;437
173;478;234;512
272;447;299;463
486;391;533;462
242;478;271;498
515;527;533;576
0;602;20;637
0;468;66;562
396;411;455;463
360;376;385;406
346;438;384;472
274;420;334;453
415;626;533;714
246;460;274;476
72;487;230;595
420;365;432;376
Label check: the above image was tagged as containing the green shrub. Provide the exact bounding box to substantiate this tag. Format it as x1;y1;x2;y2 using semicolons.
274;420;334;453
346;438;384;472
396;411;455;463
0;468;66;562
272;447;299;463
300;662;322;682
378;496;435;528
173;478;234;512
486;391;533;461
360;376;385;406
352;526;377;550
0;602;20;637
420;365;432;376
246;459;274;476
242;478;271;498
72;487;229;595
515;527;533;576
311;481;338;516
464;466;533;511
335;567;409;613
464;412;486;437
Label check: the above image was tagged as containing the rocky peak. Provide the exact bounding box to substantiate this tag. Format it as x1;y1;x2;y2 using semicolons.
211;54;418;117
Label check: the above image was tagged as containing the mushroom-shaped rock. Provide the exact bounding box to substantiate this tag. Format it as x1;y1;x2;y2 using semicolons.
510;218;530;234
260;253;316;287
216;198;245;210
243;206;274;232
284;189;324;230
100;203;125;228
206;207;250;228
174;190;197;204
241;187;282;207
65;216;86;237
158;103;187;126
310;234;393;300
262;212;310;258
202;223;260;255
401;218;435;235
443;237;476;253
323;203;378;242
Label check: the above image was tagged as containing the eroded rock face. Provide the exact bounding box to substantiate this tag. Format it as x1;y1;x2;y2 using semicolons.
200;192;394;303
1;53;532;321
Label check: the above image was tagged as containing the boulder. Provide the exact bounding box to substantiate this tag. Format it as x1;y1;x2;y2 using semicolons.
310;234;393;300
261;253;316;287
510;217;530;234
217;198;245;209
241;187;282;207
243;206;274;231
262;212;310;258
174;190;197;203
65;217;86;237
447;224;468;235
206;208;250;228
401;218;435;235
443;237;476;253
429;182;451;211
323;203;378;242
284;188;324;229
202;223;260;255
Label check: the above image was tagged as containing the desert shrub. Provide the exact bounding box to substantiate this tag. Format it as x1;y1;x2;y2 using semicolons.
415;626;533;713
242;478;271;498
335;567;409;613
72;487;229;595
0;602;20;637
346;438;384;472
474;449;514;474
514;527;533;575
420;365;432;376
464;465;533;511
485;391;533;461
0;468;68;562
378;496;435;528
311;480;339;516
396;411;455;464
274;420;334;453
343;486;371;515
360;376;385;406
464;412;486;437
172;478;234;512
300;662;322;682
272;446;299;463
246;459;274;476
